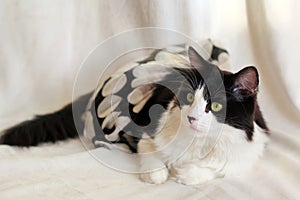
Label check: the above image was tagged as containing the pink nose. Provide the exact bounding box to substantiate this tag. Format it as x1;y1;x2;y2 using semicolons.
187;116;197;124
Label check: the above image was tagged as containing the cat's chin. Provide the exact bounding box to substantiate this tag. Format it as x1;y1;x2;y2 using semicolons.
188;125;209;135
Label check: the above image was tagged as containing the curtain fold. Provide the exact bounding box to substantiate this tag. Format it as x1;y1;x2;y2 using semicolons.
0;0;299;131
246;0;300;128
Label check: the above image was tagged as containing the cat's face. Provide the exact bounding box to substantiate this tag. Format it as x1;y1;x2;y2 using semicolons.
175;87;215;138
166;47;260;140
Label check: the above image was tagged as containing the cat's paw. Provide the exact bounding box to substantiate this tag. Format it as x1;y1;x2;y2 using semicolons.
174;164;215;185
139;168;169;184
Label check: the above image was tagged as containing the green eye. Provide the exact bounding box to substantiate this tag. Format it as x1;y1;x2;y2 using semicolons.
211;102;223;112
186;92;194;103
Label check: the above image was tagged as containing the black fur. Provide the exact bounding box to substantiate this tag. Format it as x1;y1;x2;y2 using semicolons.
92;66;198;151
209;44;228;62
188;47;269;140
0;92;92;146
1;47;269;148
91;47;269;152
171;65;268;141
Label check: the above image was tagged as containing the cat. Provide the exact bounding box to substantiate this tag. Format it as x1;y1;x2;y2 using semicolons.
0;43;269;185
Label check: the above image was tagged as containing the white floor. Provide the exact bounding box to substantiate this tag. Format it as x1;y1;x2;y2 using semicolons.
1;128;300;200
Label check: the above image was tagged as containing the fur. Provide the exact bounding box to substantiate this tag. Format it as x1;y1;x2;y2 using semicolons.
138;47;269;185
0;92;92;146
0;44;269;186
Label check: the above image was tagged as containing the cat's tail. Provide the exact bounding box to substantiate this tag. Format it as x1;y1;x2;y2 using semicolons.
0;92;93;146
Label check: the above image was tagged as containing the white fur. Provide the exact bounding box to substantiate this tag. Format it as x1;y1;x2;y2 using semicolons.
139;89;269;185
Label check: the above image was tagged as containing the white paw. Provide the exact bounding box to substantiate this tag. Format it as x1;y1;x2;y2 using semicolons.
174;165;215;185
139;168;169;184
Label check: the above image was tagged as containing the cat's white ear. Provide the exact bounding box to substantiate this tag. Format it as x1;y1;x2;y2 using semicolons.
188;46;210;68
233;66;259;96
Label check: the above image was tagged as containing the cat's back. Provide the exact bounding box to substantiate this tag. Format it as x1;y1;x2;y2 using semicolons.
83;45;190;152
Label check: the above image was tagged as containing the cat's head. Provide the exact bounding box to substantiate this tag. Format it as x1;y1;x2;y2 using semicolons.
166;47;266;141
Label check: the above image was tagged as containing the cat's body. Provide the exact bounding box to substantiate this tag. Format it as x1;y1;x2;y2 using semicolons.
0;42;269;185
139;117;268;184
136;62;268;184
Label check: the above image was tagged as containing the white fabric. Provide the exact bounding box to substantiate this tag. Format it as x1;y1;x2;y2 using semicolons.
0;0;300;199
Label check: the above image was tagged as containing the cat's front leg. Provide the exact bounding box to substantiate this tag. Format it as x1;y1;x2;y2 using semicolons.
173;163;216;185
138;138;168;184
139;167;169;184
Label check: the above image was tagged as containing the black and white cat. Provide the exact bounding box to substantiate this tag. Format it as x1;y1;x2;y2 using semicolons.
0;42;269;185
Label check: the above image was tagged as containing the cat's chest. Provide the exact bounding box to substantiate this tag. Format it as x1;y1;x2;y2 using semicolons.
154;122;268;176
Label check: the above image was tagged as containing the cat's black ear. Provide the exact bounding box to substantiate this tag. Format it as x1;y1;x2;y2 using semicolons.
188;46;209;68
233;66;259;97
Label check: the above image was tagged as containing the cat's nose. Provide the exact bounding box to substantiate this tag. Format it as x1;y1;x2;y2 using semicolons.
187;116;197;124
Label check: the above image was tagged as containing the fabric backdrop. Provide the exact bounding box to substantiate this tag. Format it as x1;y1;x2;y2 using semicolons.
0;1;300;200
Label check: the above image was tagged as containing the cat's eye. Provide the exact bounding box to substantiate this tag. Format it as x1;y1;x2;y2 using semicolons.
211;102;223;112
186;92;194;103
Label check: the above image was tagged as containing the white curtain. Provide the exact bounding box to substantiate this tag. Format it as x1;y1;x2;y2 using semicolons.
1;0;299;132
0;1;300;199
